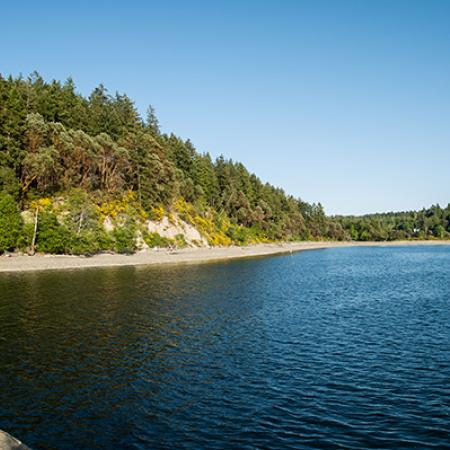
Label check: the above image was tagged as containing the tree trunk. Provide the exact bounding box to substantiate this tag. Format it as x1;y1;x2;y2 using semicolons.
77;211;84;235
30;207;39;255
137;170;142;204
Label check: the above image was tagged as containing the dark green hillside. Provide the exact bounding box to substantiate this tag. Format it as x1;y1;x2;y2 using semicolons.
0;73;448;254
0;73;343;254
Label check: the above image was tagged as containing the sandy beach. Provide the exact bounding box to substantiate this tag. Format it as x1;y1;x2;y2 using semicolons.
0;240;449;273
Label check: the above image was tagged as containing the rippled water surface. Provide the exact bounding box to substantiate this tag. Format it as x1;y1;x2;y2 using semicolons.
1;246;450;449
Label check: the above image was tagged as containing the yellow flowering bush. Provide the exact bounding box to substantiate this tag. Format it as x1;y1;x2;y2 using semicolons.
150;205;165;221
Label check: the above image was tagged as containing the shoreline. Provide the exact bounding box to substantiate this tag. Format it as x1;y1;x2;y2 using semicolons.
0;240;449;273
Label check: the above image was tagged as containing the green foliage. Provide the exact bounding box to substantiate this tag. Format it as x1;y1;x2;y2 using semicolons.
226;225;253;244
35;210;70;254
0;167;20;199
0;73;344;246
174;233;188;248
111;220;137;254
68;229;111;256
17;222;34;251
143;231;172;248
336;204;450;241
0;72;447;254
0;194;22;252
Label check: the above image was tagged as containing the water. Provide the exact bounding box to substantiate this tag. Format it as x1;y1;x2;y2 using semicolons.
1;246;450;449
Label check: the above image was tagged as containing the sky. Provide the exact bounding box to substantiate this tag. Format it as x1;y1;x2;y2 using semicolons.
2;0;450;215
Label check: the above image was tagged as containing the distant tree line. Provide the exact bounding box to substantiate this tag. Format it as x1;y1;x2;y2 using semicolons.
336;204;450;241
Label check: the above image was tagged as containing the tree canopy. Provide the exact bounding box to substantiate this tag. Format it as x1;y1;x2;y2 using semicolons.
0;73;448;254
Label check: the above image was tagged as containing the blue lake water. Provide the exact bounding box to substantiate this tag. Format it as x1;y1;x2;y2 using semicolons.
1;246;450;449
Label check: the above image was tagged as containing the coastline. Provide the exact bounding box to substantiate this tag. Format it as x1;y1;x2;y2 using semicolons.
0;240;449;273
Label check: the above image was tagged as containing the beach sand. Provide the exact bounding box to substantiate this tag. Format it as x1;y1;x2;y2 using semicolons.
0;241;449;273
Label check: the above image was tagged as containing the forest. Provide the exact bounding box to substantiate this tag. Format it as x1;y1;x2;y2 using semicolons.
335;205;450;241
0;73;448;254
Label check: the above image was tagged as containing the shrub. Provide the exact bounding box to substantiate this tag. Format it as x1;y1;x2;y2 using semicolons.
97;192;147;222
58;190;113;255
174;233;188;248
111;220;137;254
150;205;165;221
433;224;446;239
36;211;71;254
69;230;110;256
0;194;22;252
17;222;35;252
143;231;172;248
226;225;249;244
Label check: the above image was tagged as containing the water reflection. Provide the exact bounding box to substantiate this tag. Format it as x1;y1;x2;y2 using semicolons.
1;247;450;449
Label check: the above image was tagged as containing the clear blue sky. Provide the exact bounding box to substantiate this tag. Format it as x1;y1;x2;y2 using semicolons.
2;0;450;215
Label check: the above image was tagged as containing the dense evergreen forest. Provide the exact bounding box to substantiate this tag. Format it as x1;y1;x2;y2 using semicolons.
0;73;448;254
